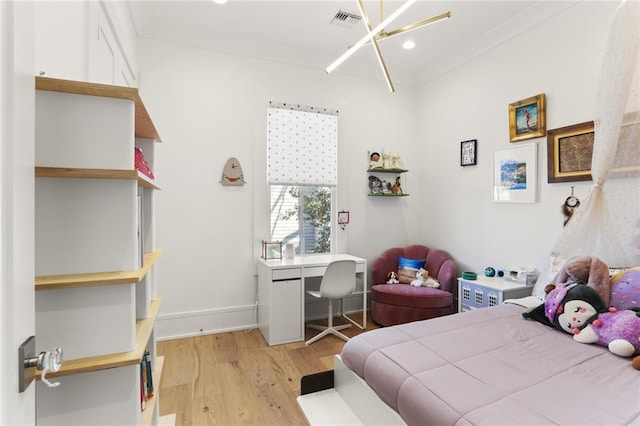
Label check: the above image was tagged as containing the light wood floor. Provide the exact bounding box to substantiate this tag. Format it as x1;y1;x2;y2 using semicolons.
157;313;379;425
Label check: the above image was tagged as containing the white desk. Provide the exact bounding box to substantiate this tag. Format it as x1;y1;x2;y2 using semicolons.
257;254;367;346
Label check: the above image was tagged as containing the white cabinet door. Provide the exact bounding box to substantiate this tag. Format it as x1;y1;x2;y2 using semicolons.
271;279;303;343
88;2;136;87
88;2;118;85
34;1;87;81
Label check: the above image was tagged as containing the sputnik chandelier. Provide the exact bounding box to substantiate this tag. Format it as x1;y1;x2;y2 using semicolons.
326;0;451;92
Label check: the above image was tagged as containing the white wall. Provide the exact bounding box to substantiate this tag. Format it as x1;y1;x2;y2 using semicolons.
137;1;622;339
416;1;619;276
136;40;420;339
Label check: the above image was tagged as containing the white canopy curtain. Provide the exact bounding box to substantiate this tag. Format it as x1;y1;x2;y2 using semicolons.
266;102;338;186
551;0;640;269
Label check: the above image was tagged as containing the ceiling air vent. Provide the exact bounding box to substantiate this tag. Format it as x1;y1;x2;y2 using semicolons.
330;10;362;27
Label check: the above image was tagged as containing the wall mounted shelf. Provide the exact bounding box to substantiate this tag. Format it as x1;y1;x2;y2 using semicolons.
367;168;409;196
366;168;408;173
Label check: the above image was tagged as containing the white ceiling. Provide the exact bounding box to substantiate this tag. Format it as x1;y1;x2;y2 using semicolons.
126;0;579;87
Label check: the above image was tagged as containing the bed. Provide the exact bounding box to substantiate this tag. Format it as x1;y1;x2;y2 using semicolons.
338;301;640;426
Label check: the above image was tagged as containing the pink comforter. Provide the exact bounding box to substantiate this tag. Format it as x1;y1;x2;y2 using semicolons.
341;303;640;425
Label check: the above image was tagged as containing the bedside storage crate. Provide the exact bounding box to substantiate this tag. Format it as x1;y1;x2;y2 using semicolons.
458;276;533;312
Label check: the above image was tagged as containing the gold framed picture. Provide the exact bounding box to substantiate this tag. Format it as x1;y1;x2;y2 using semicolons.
546;121;594;183
509;93;546;142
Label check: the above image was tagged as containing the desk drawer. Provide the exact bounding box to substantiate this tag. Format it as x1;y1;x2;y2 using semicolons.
272;268;301;281
304;266;326;277
303;263;365;277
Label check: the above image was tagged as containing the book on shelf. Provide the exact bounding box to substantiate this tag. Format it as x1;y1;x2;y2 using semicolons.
137;186;144;269
139;364;146;412
140;350;154;411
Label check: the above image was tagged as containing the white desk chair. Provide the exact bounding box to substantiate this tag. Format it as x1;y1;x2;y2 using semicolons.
305;260;357;346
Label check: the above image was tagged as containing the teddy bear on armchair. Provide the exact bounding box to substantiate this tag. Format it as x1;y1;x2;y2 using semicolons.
410;268;440;288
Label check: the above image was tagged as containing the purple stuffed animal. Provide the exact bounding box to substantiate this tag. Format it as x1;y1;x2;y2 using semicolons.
571;308;640;357
524;282;640;364
522;283;640;370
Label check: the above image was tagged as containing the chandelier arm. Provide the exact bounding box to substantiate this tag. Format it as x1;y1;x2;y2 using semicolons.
355;11;451;49
357;0;395;92
381;11;451;40
325;0;417;74
348;11;450;49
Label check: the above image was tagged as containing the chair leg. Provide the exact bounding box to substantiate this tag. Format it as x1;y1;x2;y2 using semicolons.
305;299;352;346
308;323;350;332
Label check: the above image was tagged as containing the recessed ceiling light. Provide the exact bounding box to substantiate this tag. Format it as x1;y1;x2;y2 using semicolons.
402;40;416;50
212;0;228;4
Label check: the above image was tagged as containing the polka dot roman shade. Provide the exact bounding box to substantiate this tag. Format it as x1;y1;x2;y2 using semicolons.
267;102;338;186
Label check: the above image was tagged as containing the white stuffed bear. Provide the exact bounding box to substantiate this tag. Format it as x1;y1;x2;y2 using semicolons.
410;268;440;288
390;152;405;170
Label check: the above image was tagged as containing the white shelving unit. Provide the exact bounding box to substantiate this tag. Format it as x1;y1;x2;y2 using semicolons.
34;76;171;425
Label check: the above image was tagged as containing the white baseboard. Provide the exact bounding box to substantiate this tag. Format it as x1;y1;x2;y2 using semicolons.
156;291;370;341
155;304;258;341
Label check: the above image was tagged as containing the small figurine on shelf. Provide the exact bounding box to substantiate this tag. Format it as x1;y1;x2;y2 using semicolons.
381;180;391;194
368;175;383;194
390;152;405;170
369;151;383;169
381;151;405;170
391;176;403;195
382;152;393;169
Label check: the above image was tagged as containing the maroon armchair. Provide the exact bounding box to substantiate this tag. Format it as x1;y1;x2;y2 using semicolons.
371;245;457;326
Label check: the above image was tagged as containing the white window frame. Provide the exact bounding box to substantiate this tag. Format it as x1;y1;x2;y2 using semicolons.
269;185;336;255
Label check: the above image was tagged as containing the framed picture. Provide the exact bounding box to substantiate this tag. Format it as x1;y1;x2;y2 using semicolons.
547;121;594;183
509;94;546;142
261;240;282;260
337;211;350;225
460;139;477;166
493;142;537;203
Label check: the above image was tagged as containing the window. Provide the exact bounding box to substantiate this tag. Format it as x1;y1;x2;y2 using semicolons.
270;185;332;254
267;103;338;255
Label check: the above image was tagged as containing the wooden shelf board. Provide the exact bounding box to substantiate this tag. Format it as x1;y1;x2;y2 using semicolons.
137;172;160;190
367;168;408;173
141;355;165;426
35;76;162;142
35;167;160;190
43;297;162;379
36;167;160;189
35;249;163;290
